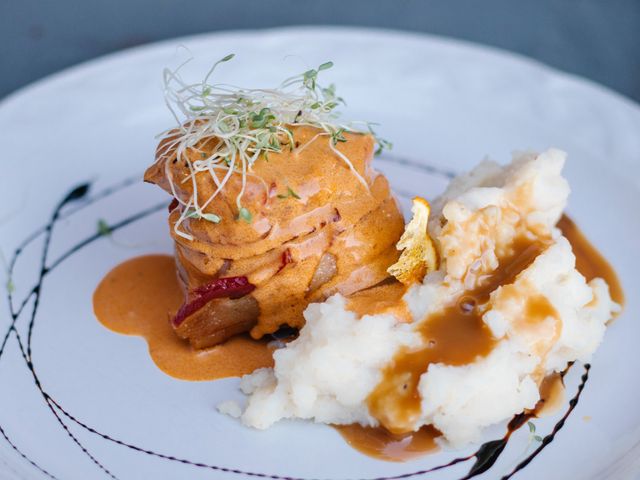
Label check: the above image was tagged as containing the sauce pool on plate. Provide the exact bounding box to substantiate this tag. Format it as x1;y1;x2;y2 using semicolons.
93;255;273;381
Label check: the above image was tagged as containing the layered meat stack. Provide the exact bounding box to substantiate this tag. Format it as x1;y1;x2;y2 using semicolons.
144;125;404;348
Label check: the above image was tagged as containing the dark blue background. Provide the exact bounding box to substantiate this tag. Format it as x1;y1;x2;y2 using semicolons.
1;0;638;101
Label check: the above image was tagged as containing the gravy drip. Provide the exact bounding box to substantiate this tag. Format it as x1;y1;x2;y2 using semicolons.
335;424;440;462
535;372;565;417
558;215;624;306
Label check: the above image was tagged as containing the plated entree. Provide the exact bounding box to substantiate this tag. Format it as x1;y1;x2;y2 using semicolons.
144;56;403;348
94;56;623;460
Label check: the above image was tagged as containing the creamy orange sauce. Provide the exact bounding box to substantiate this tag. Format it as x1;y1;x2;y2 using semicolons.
558;215;624;306
346;281;411;321
93;255;273;381
335;424;440;462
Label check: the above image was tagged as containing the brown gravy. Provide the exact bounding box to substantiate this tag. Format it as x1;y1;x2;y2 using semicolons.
535;372;565;417
93;255;273;381
558;215;624;306
335;424;440;462
337;371;565;463
368;238;548;433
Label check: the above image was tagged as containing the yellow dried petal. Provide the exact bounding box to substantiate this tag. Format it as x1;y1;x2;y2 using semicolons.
388;197;438;285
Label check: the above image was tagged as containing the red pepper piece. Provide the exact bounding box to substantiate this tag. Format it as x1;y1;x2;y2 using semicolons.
276;248;293;274
172;276;256;327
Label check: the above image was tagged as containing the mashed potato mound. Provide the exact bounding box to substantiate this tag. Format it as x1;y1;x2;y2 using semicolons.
230;149;619;447
240;296;419;429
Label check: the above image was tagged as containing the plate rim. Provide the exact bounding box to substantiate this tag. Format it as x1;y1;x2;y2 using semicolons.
2;25;639;117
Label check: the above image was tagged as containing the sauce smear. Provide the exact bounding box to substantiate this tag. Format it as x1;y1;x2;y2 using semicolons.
93;255;273;381
335;424;440;462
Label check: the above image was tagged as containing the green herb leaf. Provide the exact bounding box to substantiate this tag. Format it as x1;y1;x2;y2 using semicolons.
534;435;543;442
287;186;301;199
277;186;301;200
268;137;281;150
249;107;276;129
185;209;221;223
302;69;318;90
6;278;15;294
318;61;334;71
527;421;536;433
200;213;221;223
285;128;295;151
221;53;235;62
331;127;347;145
239;207;252;223
97;219;111;237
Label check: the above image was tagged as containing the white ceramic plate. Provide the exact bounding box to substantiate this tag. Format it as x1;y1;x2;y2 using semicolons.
1;27;639;480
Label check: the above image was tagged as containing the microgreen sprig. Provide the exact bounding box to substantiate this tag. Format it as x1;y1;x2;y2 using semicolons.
186;209;221;224
277;186;301;200
97;219;111;237
527;421;543;443
159;55;391;241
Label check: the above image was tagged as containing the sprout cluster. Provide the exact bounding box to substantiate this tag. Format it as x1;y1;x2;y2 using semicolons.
158;54;390;241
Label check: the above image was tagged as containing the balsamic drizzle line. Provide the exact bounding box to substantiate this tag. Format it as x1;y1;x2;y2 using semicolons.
13;329;118;480
500;365;591;480
3;200;166;329
0;422;58;480
0;159;587;480
26;183;91;360
6;176;141;319
2;182;122;479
